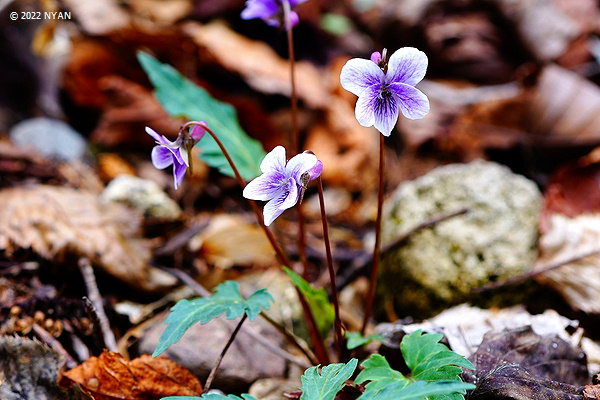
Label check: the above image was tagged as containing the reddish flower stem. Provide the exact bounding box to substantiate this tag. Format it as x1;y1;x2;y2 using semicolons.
317;177;343;361
361;134;385;334
181;121;329;365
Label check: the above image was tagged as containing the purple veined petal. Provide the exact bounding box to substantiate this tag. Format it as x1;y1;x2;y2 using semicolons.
260;145;286;173
263;186;289;226
340;58;384;97
243;170;286;201
241;0;277;20
354;85;379;129
170;146;186;165
285;152;317;182
373;89;399;136
386;47;428;87
280;177;299;210
151;146;174;169
145;126;176;146
388;82;430;120
173;160;187;190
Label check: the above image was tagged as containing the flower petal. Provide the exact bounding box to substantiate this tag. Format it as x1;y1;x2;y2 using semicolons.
145;127;175;146
173;160;187;190
354;86;378;128
306;160;323;181
340;58;384;97
263;187;289;226
261;145;286;173
373;90;399;136
243;170;286;201
280;177;299;210
241;0;277;20
190;124;206;142
386;47;428;86
151;146;174;169
285;152;317;182
170;147;186;165
388;82;430;120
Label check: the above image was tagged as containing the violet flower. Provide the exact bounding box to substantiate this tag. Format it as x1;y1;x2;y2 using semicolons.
340;47;430;136
243;146;322;226
241;0;306;29
146;124;206;189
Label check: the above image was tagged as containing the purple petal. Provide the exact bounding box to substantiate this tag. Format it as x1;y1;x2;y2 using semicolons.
388;82;430;120
145;126;175;146
173;160;187;190
151;146;174;169
170;147;186;165
370;51;381;64
289;0;307;6
354;86;378;128
260;146;286;174
263;187;289;226
306;160;323;181
190;124;206;142
285;152;317;182
243;170;286;201
280;177;299;210
386;47;428;86
340;58;384;97
241;0;277;20
373;90;399;136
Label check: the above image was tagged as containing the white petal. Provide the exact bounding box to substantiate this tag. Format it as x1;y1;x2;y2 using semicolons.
389;82;430;120
279;178;299;210
260;146;286;173
263;187;289;226
354;87;378;128
285;153;317;182
243;171;286;201
373;91;399;136
386;47;428;86
340;58;384;97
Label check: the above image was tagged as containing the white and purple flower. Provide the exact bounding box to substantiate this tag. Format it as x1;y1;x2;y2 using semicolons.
243;146;322;226
146;124;206;189
340;47;430;136
241;0;306;29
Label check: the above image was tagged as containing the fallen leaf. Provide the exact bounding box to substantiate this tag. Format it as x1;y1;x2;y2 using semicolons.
59;351;202;399
181;21;330;109
0;185;175;292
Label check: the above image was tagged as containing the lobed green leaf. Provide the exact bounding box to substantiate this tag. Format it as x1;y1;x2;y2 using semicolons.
137;51;266;181
355;354;406;392
153;281;273;357
345;332;384;350
162;394;257;400
357;380;475;400
300;359;358;400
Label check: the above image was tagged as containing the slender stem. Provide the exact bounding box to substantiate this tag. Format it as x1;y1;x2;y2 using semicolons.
181;121;329;365
361;135;385;334
317;177;343;361
282;0;299;153
204;314;247;392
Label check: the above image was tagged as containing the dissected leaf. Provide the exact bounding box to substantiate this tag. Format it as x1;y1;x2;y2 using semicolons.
300;359;358;400
163;394;257;400
354;354;405;392
153;281;273;356
137;51;266;181
346;332;384;350
357;380;475;400
284;267;335;339
0;335;91;400
59;351;202;399
0;185;175;291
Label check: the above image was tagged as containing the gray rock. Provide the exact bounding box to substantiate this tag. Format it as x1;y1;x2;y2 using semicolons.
10;117;87;161
379;160;542;317
101;175;181;219
139;313;287;391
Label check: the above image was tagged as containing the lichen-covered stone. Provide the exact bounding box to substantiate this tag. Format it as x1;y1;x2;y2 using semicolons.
379;160;542;317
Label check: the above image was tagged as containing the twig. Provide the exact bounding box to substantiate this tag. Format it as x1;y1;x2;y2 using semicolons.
32;323;77;369
153;220;209;256
362;135;385;334
474;248;600;292
204;314;247;392
156;264;318;366
317;177;343;361
78;258;117;352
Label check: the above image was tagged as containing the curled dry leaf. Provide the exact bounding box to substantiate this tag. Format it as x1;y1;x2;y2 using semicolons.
188;214;276;269
0;185;175;291
59;351;202;399
182;21;330;109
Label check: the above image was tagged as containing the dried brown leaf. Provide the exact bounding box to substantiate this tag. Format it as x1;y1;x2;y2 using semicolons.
0;185;175;291
182;21;330;109
59;351;202;399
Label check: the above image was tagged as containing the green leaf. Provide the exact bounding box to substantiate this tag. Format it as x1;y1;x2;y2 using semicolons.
300;358;358;400
153;281;273;357
400;330;475;400
162;394;258;400
345;332;384;350
283;267;334;339
354;354;405;392
357;380;475;400
137;51;266;181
